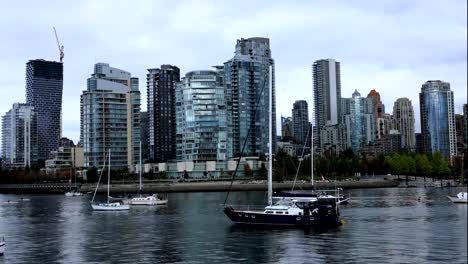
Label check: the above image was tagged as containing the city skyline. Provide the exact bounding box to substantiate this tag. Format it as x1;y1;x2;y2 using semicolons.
0;1;467;144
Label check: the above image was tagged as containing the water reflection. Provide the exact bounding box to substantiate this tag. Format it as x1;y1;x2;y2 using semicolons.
0;187;466;263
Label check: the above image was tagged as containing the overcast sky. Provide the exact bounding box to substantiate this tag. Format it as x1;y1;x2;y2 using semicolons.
0;0;466;144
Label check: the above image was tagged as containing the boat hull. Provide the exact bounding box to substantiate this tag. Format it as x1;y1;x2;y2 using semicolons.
65;191;83;197
128;199;168;206
91;203;130;211
447;196;468;203
0;242;4;255
223;206;340;227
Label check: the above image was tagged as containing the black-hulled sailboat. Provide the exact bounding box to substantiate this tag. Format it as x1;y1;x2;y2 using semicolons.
223;65;341;227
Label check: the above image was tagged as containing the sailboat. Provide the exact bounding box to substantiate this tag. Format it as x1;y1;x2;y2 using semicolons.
65;168;83;197
91;149;130;211
272;124;349;205
223;66;341;227
125;142;168;206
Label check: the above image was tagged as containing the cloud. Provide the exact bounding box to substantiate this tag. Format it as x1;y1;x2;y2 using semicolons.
0;0;466;145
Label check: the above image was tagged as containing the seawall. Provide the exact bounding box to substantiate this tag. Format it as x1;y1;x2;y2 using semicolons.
81;180;398;193
0;179;398;194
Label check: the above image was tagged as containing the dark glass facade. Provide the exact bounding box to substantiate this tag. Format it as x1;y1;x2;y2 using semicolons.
147;65;180;162
25;59;63;161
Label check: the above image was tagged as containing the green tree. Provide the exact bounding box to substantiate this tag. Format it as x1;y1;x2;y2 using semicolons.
415;154;432;175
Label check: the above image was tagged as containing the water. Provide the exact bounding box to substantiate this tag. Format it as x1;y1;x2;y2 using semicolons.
0;187;466;264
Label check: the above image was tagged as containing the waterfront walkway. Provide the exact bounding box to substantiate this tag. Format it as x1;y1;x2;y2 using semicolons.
0;179;399;193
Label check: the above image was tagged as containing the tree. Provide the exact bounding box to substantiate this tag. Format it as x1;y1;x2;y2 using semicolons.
415;154;432;175
257;162;267;179
86;167;99;183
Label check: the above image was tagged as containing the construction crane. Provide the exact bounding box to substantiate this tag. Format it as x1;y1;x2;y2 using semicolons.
53;27;64;63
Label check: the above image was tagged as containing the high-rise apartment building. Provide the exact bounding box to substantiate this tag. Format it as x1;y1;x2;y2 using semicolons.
224;37;276;157
292;100;309;145
139;111;150;163
147;65;180;162
419;80;457;159
342;90;374;153
25;59;63;160
367;89;385;140
80;63;140;169
1;103;38;168
464;104;468;146
176;70;229;161
313;59;342;152
281;116;293;140
392;98;416;151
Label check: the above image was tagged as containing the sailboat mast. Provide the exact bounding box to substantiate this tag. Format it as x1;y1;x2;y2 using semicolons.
268;65;273;205
139;141;142;194
107;148;111;204
311;116;314;187
311;77;314;188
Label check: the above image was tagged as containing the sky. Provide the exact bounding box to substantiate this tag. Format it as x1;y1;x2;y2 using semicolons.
0;0;466;144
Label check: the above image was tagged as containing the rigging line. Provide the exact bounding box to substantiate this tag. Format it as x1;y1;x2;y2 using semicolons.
223;64;272;206
291;124;311;191
91;151;108;203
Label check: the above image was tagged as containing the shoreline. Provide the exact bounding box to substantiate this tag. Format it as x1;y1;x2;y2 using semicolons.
0;179;399;194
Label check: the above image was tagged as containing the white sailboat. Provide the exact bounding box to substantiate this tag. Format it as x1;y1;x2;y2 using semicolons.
65;168;83;197
91;149;130;211
126;142;168;206
447;192;468;203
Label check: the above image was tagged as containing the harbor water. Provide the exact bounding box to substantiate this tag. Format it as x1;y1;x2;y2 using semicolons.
0;187;466;263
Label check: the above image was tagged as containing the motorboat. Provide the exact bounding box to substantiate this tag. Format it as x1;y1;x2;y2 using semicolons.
447;192;468;203
126;194;168;206
90;149;130;211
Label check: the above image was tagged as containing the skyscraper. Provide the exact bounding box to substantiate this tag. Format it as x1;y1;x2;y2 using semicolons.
367;89;385;140
140;111;149;163
342;90;374;153
392;98;416;151
419;80;457;159
281;116;293;140
224;37;276;157
1;103;38;168
80;63;140;169
147;65;180;162
464;104;468;146
176;70;229;161
25;59;63;161
313;59;341;152
292;100;309;145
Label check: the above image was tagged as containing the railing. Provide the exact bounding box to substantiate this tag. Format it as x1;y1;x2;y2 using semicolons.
225;204;266;211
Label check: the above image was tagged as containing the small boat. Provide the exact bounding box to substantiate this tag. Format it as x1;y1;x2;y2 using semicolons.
0;236;5;255
125;142;168;206
65;190;83;197
447;192;468;203
126;194;168;206
90;149;130;211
